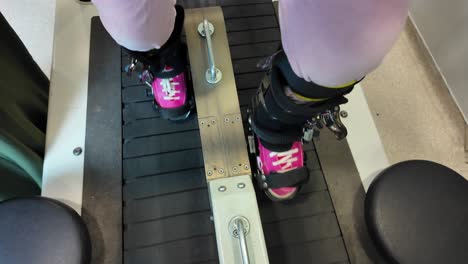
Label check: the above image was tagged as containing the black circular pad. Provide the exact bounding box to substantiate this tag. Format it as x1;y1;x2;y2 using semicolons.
0;197;91;264
365;160;468;264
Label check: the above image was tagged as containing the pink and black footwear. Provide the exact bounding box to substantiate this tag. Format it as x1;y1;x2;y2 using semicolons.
151;66;193;121
256;140;309;201
247;50;352;201
125;5;194;121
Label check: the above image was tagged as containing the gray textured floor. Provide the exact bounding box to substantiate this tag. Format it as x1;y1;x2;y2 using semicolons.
362;21;468;179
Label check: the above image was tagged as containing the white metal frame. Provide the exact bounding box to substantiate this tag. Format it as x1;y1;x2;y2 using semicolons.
42;2;98;214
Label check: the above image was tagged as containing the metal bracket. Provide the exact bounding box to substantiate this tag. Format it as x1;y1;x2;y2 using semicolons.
198;117;226;180
223;113;251;176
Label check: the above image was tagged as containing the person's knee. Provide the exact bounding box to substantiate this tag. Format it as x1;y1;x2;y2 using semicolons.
280;0;409;87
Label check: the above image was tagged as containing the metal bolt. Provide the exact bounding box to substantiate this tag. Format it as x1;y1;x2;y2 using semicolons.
207;170;213;176
262;183;268;189
218;186;227;192
201;121;205;126
233;166;238;172
236;116;241;121
224;117;230;122
229;216;250;239
244;165;250;170
211;119;216;124
340;110;348;118
73;147;82;156
261;175;266;181
237;183;246;189
219;168;225;174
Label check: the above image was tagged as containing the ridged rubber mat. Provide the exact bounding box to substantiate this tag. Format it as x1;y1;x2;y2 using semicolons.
121;1;350;263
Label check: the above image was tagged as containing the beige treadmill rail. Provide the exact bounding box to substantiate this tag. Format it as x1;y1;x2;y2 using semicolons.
185;7;269;264
185;7;251;181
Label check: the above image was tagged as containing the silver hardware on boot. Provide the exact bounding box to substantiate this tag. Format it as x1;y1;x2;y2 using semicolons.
302;118;321;143
320;106;348;140
140;69;154;89
124;58;138;75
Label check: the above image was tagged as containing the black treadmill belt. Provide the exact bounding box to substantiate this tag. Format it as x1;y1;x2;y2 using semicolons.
235;72;267;89
268;238;349;264
123;117;199;138
228;28;281;45
225;16;278;31
125;211;214;249
123;130;202;158
124;168;206;200
123;148;205;178
125;235;219;264
120;2;350;263
222;4;275;19
230;42;281;60
124;189;210;223
233;58;265;74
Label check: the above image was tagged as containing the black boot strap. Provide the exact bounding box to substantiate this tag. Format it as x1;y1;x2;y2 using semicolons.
274;51;360;100
257;167;310;189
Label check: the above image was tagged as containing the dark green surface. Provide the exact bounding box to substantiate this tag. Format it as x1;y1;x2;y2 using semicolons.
0;13;49;201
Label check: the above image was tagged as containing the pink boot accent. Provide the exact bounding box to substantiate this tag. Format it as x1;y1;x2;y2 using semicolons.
152;67;187;109
257;140;304;200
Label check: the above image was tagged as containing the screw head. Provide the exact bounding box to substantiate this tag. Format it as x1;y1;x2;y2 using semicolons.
224;117;230;122
340;110;348;118
219;168;224;174
218;186;227;192
237;183;246;189
244;165;250;170
73;147;82;156
233;167;238;172
207;170;213;176
211;119;216;124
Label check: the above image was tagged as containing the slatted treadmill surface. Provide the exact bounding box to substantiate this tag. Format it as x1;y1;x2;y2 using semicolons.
121;1;350;263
